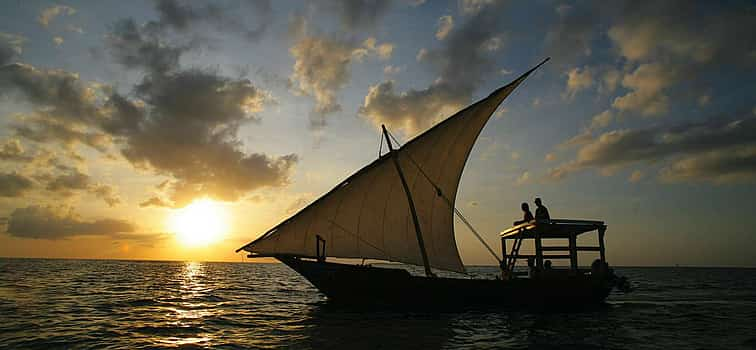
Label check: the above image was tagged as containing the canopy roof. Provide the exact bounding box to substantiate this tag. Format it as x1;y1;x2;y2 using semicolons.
499;219;606;239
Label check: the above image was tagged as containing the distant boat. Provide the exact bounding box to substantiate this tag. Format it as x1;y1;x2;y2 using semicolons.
237;58;620;308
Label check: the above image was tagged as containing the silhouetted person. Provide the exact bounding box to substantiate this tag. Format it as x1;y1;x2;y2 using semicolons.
527;257;537;278
534;197;550;223
544;260;552;270
513;202;534;225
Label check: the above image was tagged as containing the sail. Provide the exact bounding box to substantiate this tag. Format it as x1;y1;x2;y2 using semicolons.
237;59;548;273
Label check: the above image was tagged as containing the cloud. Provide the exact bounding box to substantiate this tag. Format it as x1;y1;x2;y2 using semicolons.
659;146;756;184
361;37;394;60
628;170;644;183
38;5;76;27
5;205;135;240
0;172;34;197
360;80;467;132
328;0;393;30
436;15;453;40
153;0;272;42
549;113;756;183
360;0;508;133
698;94;711;107
10;114;111;152
0;139;30;162
106;18;187;74
38;167;121;206
543;3;611;66
611;63;676;116
564;66;593;99
589;110;613;130
0;32;25;65
46;169;90;194
0;63;103;125
139;196;171;208
460;0;497;16
383;65;401;75
0;16;300;207
606;2;755;64
91;184;121;207
52;37;64;46
415;48;427;61
515;171;530;186
556;130;593;150
119;68;297;205
290;35;392;128
285;193;314;215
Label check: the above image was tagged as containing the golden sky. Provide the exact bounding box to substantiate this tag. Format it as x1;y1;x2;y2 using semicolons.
1;0;756;267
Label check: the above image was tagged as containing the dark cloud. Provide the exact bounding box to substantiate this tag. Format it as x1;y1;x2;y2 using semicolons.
0;32;25;65
360;0;507;133
0;139;31;162
139;196;170;208
1;15;298;206
46;169;90;194
543;3;614;67
607;1;756;66
329;0;393;30
0;63;102;124
106;18;186;74
549;113;756;183
11;115;111;152
0;172;34;197
154;0;272;42
91;184;122;207
5;205;135;239
36;167;122;206
117;68;296;205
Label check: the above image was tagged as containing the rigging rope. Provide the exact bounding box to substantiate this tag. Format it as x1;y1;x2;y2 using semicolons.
326;218;396;261
377;130;384;158
386;130;502;264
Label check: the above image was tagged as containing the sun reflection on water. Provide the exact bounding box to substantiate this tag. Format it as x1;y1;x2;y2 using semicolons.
157;262;216;347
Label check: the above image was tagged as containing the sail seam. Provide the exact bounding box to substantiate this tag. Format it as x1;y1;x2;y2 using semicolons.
354;157;383;258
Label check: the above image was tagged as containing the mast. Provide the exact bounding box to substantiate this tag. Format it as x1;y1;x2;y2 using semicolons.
382;124;434;278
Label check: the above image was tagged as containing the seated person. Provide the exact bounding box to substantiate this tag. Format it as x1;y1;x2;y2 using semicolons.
527;257;538;278
513;202;534;225
544;260;553;270
534;197;550;223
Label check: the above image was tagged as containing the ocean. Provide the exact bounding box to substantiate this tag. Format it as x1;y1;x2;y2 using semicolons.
1;258;755;349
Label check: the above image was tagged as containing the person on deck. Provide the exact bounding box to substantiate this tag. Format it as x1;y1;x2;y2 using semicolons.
513;202;534;225
534;197;550;223
527;257;537;278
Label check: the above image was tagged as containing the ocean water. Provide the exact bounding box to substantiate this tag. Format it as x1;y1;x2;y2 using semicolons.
1;259;755;349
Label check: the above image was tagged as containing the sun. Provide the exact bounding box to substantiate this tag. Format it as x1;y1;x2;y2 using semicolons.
168;198;229;246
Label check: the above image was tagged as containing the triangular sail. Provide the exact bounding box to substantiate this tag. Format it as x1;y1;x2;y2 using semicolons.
237;59;548;273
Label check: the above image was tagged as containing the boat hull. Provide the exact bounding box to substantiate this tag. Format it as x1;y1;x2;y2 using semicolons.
278;257;613;309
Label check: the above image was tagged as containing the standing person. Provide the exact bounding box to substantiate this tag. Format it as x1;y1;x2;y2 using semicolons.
513;202;534;225
534;197;550;223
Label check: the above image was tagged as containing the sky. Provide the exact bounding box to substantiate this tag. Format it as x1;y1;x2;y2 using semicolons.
1;0;755;267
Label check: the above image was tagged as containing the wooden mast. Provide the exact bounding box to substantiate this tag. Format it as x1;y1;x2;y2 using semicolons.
382;124;434;278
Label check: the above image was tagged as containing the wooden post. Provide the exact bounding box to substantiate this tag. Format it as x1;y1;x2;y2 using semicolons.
501;238;507;271
382;125;434;278
598;226;606;262
535;231;543;269
568;234;577;270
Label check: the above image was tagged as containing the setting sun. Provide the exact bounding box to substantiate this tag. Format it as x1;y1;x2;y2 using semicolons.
168;199;229;246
